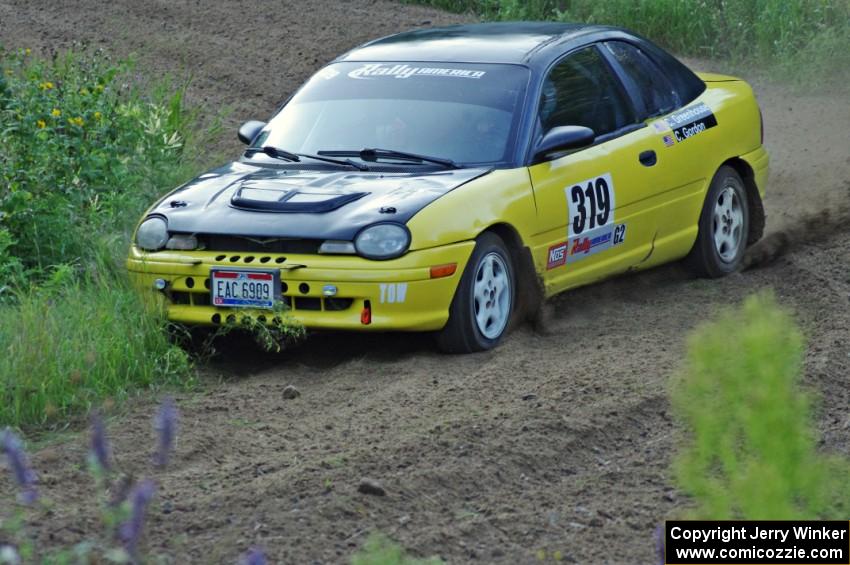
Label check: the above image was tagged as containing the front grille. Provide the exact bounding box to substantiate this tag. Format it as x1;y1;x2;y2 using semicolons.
196;234;321;254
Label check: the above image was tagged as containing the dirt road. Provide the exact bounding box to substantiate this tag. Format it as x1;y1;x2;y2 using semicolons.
2;1;849;563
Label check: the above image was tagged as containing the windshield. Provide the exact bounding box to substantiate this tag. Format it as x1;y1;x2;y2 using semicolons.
250;62;530;166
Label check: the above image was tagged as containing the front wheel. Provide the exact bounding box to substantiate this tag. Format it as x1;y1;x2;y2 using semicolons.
436;232;515;353
687;165;750;277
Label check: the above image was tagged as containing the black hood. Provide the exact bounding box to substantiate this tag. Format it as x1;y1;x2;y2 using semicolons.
153;162;491;240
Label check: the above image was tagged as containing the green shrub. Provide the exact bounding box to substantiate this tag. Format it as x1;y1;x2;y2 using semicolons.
409;0;850;85
0;47;197;286
671;292;850;519
0;47;202;428
351;534;444;565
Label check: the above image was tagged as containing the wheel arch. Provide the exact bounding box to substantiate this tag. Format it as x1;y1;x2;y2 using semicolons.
722;156;765;245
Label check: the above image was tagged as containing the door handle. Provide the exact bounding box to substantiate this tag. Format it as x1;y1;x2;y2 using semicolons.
639;150;657;167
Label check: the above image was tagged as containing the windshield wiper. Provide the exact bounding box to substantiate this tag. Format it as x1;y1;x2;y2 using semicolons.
318;148;459;169
244;145;369;170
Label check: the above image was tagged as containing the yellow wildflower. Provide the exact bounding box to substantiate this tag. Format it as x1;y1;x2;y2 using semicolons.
39;81;54;90
24;48;31;56
94;111;102;120
80;87;89;96
36;119;46;129
51;108;61;117
69;116;84;127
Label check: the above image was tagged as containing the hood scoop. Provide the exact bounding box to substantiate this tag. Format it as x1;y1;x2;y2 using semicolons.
230;181;368;214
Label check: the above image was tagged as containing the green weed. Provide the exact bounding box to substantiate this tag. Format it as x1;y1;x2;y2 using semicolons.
351;533;444;565
671;292;850;519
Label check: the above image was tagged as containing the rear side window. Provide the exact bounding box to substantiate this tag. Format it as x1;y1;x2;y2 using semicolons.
635;39;706;106
539;46;634;137
605;41;678;119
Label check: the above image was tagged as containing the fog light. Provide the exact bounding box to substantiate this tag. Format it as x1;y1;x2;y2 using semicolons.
322;284;338;297
153;278;168;290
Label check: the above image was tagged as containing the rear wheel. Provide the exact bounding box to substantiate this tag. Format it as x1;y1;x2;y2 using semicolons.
436;232;515;353
687;165;749;277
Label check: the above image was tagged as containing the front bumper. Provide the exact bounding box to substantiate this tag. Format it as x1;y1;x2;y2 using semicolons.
126;242;474;331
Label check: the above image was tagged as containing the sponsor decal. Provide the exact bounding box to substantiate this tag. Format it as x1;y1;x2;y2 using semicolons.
663;134;676;147
379;283;407;304
665;102;717;143
547;242;568;270
562;173;626;264
348;63;486;80
567;223;626;263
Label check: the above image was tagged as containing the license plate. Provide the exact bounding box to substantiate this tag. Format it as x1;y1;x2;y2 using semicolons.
210;269;280;309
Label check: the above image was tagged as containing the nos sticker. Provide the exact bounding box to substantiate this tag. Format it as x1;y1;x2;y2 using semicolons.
561;173;625;265
666;102;717;143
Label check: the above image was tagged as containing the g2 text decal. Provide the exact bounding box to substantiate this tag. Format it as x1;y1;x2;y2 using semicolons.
665;102;717;143
348;64;486;80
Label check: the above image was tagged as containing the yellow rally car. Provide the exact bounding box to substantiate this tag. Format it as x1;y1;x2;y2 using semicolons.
128;22;768;353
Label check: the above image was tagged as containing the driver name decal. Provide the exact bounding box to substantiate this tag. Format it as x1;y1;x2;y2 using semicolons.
665;102;717;143
348;63;486;80
563;173;625;264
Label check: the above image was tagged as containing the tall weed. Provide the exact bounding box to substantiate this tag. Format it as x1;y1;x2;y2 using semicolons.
671;292;850;519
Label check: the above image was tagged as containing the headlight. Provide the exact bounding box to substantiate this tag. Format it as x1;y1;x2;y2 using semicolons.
354;223;410;260
135;217;169;251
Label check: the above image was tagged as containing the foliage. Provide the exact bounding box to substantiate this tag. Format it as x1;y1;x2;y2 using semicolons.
670;292;850;519
351;534;444;565
409;0;850;85
0;47;200;287
0;47;207;428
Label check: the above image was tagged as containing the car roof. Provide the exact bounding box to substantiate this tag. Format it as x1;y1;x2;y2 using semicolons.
336;22;621;65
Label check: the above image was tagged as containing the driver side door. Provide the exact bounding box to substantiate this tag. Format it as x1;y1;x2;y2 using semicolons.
527;45;679;296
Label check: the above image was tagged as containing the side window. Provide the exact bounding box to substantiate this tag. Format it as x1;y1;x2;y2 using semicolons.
604;41;678;119
539;46;633;138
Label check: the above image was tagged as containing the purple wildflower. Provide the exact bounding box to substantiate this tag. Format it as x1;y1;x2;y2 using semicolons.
655;523;666;565
153;397;178;467
119;479;156;559
90;412;111;471
240;548;267;565
1;428;37;504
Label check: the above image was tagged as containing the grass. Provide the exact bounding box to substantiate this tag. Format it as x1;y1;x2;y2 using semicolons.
670;292;850;519
0;47;205;428
409;0;850;85
0;269;192;428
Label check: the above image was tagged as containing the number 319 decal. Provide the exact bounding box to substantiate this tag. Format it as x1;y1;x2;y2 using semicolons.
566;173;615;237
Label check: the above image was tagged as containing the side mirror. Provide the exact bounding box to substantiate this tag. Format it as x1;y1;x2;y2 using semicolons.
533;126;595;163
237;120;267;145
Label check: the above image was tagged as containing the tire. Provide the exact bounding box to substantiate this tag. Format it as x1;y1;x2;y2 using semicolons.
686;165;750;277
436;232;515;353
